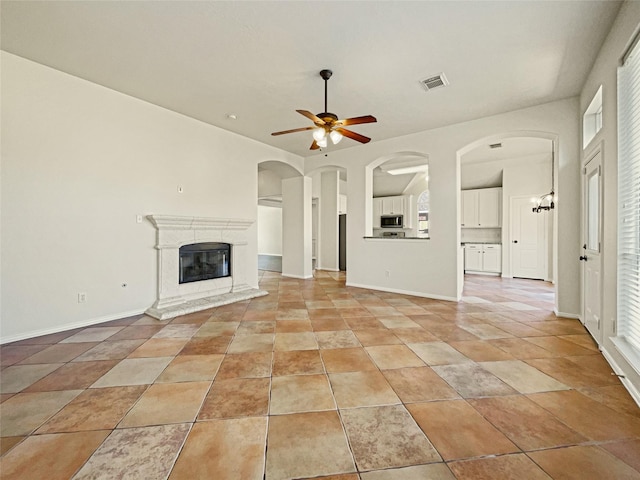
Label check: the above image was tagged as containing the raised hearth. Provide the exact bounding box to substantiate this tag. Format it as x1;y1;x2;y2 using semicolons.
145;215;267;320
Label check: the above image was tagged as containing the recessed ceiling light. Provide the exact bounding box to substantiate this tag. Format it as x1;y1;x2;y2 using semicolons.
226;114;238;120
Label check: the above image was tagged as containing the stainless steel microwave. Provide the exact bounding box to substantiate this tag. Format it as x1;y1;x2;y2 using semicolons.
381;215;403;228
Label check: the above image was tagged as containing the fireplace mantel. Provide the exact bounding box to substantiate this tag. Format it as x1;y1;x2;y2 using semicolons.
145;215;267;320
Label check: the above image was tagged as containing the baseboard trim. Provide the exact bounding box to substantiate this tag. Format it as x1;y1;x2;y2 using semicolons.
281;273;314;280
601;346;640;408
346;282;457;302
554;309;581;321
0;308;147;345
316;268;340;272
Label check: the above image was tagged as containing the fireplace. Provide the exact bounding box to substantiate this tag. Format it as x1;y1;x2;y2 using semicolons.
145;215;267;320
179;242;230;284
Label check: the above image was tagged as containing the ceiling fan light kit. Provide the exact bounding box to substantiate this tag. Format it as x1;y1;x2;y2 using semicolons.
271;69;377;150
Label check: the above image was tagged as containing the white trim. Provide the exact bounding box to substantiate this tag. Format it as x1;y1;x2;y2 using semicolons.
553;309;582;321
602;343;640;408
346;282;458;302
464;271;500;277
610;336;640;378
281;274;314;279
316;268;340;272
0;308;146;345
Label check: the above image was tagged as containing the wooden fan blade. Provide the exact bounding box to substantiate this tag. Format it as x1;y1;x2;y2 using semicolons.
297;109;325;125
310;140;320;150
336;128;371;144
336;115;377;127
272;126;315;136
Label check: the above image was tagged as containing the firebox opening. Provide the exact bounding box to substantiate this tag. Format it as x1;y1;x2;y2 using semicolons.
179;242;231;284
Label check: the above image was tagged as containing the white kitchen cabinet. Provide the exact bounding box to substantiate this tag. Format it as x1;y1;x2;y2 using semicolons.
373;195;413;228
381;196;405;215
461;188;502;228
464;243;502;274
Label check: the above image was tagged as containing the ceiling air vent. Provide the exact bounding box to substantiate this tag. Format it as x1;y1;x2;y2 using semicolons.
420;72;449;91
489;143;503;149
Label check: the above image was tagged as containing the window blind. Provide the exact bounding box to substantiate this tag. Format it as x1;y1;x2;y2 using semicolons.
618;35;640;354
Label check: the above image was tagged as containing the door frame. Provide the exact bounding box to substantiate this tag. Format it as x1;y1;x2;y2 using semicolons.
581;142;604;344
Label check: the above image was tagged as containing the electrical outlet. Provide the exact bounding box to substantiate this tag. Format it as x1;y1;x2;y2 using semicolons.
78;292;87;303
136;215;143;224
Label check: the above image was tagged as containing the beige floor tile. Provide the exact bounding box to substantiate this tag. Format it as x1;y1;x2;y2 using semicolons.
448;453;552;480
448;340;514;361
216;352;272;379
524;335;598;356
360;464;455;479
407;400;518;460
0;436;24;455
528;445;640;480
407;342;472;366
74;424;190;479
180;335;232;355
198;377;270;419
0;363;64;394
274;332;318;351
458;323;513;339
270;374;335;414
275;320;313;333
37;385;146;433
526;357;620;388
479;360;569;394
432;363;516;398
527;390;640;441
382;367;460;403
341;405;441;471
227;333;274;353
0;430;109;480
488;338;556;359
321;348;378;373
151;324;200;339
128;338;188;358
354;329;402;346
72;339;146;361
155;354;223;383
265;411;356;480
91;356;173;387
169;418;267;480
24;360;119;392
378;317;421;329
468;395;587;450
194;321;239;337
315;330;361;349
0;390;83;436
365;345;425;369
17;343;98;364
272;350;325;376
60;327;123;343
329;371;400;408
119;381;210;427
237;321;276;334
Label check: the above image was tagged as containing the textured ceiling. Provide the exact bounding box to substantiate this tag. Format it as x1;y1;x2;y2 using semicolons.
1;1;621;157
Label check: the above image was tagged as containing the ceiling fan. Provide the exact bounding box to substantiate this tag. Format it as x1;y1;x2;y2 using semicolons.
271;69;377;150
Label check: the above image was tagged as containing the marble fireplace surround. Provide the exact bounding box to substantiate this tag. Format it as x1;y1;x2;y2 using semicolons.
145;215;267;320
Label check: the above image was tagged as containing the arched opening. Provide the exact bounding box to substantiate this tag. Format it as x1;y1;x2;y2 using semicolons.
366;151;429;238
456;131;558;306
257;160;307;277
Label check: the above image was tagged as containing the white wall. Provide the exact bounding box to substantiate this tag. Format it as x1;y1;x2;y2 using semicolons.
305;98;580;310
257;205;282;256
319;171;339;271
579;1;640;395
258;169;283;198
1;52;302;342
281;176;312;279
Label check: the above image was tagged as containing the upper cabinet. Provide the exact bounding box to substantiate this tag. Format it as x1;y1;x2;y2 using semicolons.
372;195;414;228
461;188;502;228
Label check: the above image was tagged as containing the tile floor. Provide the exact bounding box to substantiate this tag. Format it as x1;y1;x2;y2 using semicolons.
1;272;640;479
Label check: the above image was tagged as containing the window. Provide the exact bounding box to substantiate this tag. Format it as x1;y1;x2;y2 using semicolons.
583;85;603;148
417;190;429;237
617;35;640;365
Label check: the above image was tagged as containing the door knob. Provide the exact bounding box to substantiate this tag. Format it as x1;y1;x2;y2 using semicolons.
579;255;588;261
512;240;518;243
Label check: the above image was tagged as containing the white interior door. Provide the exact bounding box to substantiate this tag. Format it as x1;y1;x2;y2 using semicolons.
582;149;603;342
510;196;547;279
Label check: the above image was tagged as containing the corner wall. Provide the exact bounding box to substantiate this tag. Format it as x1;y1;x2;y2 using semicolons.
0;52;302;342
